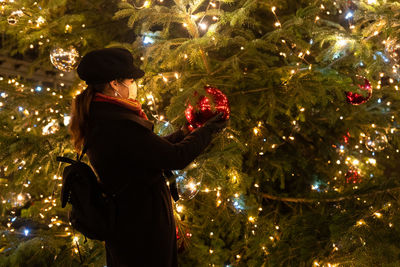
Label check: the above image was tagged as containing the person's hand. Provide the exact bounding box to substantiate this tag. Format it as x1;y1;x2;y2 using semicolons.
203;113;228;134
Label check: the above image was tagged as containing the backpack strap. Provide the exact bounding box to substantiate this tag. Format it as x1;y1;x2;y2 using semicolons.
78;140;89;162
56;156;76;165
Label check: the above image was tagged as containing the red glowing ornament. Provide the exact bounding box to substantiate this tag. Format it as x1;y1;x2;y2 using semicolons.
345;168;361;184
343;132;351;144
345;78;372;105
185;86;230;129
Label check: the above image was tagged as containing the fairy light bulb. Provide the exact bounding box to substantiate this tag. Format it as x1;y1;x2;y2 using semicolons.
336;37;349;48
176;205;183;213
199;22;207;30
143;1;151;8
36;16;45;27
17;194;24;201
253;127;259;135
187;181;196;191
356;219;366;226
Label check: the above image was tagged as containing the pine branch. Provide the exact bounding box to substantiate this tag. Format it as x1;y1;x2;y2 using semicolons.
262;186;400;203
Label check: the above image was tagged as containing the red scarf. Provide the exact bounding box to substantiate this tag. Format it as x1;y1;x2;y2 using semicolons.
93;93;148;120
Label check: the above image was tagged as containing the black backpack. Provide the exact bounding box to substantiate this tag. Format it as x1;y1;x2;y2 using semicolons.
56;146;117;242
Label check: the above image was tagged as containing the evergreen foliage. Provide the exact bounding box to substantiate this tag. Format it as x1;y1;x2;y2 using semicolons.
2;0;400;266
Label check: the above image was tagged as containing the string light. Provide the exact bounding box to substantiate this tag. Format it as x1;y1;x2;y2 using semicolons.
143;1;151;8
356;219;366;226
373;212;382;218
199;22;208;30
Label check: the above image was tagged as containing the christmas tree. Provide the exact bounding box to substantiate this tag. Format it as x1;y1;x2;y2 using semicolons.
2;0;400;265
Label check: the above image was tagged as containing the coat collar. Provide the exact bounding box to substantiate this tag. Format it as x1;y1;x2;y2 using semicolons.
89;101;154;131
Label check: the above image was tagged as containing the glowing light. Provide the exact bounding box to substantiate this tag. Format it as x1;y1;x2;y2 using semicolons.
143;36;155;45
42;119;59;135
311;184;319;191
253;127;259;135
64;115;71;126
143;1;151;8
356;219;366;226
345;11;353;19
336;37;350;48
199;23;207;30
176;205;183;213
36;16;45;26
17;194;24;201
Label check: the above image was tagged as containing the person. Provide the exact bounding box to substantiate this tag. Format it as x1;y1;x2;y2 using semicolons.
69;47;228;267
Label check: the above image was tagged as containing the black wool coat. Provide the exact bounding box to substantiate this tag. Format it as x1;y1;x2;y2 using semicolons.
86;101;214;267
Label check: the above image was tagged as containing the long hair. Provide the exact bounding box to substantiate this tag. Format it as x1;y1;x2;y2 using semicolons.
69;84;107;152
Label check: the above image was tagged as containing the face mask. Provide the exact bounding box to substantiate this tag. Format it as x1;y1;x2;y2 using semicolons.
121;81;137;100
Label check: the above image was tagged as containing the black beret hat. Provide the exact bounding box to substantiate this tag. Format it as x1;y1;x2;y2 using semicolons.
77;48;145;84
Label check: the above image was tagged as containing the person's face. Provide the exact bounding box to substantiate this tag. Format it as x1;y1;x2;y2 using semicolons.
110;79;137;99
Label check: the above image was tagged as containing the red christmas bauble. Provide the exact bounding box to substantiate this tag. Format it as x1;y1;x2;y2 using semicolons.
345;78;372;105
345;168;361;184
185;86;230;129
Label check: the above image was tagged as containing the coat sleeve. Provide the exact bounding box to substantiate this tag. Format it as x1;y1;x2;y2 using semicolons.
162;129;185;144
122;122;213;170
